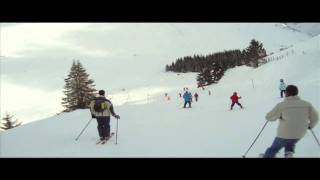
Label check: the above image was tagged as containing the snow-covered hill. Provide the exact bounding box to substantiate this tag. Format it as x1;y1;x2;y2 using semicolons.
1;34;319;158
1;23;312;123
285;23;320;37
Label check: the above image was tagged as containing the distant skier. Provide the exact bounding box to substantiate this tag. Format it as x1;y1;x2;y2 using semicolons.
230;92;243;110
262;85;319;158
183;90;192;108
279;79;287;98
179;93;182;98
208;90;211;96
194;93;199;102
164;93;171;101
90;90;120;143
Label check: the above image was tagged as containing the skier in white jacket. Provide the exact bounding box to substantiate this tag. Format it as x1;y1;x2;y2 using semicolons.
279;79;287;98
263;85;318;158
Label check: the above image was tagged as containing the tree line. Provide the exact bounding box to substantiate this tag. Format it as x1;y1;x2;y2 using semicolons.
165;39;267;87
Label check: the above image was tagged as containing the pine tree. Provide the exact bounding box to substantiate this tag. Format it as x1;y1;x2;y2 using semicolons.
205;68;215;85
211;65;224;83
245;39;267;67
62;60;97;112
197;70;206;87
165;64;170;72
1;112;22;130
197;68;213;87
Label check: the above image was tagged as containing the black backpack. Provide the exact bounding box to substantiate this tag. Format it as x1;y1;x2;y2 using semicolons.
93;97;108;112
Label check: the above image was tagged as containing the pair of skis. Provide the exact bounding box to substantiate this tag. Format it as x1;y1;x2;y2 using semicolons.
96;132;115;145
244;153;288;158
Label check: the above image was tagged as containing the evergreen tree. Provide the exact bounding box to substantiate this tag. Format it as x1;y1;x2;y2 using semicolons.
62;60;97;112
197;70;206;87
211;64;224;83
205;68;215;85
245;39;267;67
197;67;218;87
165;64;170;72
1;112;21;130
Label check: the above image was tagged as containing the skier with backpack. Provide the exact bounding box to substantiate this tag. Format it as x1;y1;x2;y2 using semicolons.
230;92;243;110
90;90;120;144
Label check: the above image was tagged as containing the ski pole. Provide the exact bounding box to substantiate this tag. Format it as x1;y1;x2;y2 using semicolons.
75;118;93;141
242;121;269;158
115;117;119;145
310;129;320;148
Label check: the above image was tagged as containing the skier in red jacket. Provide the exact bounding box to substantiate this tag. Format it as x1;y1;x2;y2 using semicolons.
230;92;243;110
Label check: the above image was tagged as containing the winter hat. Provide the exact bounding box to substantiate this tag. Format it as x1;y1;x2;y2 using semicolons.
98;90;105;96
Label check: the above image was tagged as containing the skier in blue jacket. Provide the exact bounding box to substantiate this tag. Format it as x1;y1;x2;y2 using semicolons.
183;90;192;108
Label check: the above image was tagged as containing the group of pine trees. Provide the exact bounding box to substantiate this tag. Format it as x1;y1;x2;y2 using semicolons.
165;39;267;87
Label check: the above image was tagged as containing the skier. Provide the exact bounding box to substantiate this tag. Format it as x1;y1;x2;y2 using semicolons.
230;92;243;110
179;93;182;98
183;90;192;108
194;92;199;102
263;85;318;158
164;93;170;101
90;90;120;144
279;79;287;98
208;90;211;96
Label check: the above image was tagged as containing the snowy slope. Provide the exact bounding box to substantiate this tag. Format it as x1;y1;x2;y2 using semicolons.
285;23;320;37
1;23;312;124
1;34;319;158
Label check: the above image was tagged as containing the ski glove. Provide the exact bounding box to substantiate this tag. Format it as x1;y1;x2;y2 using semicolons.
91;114;96;118
308;126;312;130
114;115;120;119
